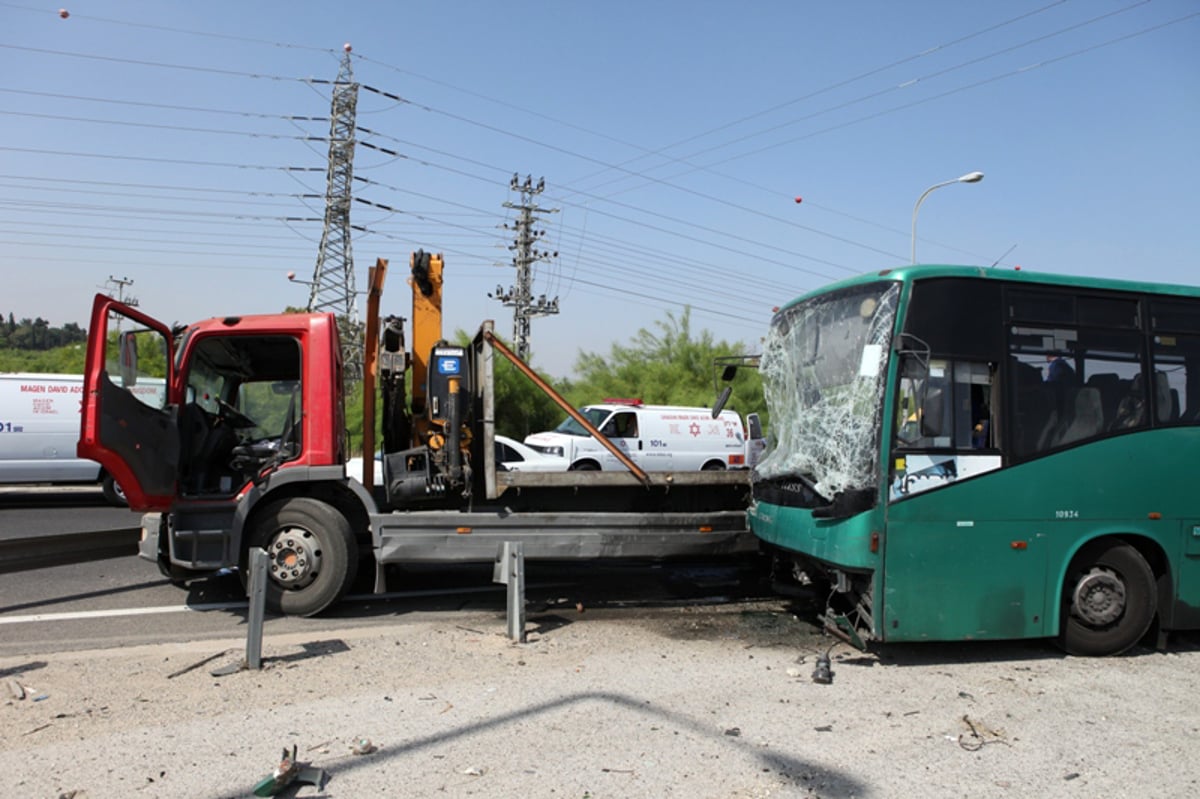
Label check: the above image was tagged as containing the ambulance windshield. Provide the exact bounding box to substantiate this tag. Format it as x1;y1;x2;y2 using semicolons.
553;407;611;436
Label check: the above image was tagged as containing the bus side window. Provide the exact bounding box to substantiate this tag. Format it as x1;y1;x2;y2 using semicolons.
895;359;996;451
954;362;994;450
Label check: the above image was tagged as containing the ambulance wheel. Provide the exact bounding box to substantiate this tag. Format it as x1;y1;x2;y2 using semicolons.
569;460;600;471
701;460;727;471
245;497;358;617
101;473;127;507
1058;540;1155;656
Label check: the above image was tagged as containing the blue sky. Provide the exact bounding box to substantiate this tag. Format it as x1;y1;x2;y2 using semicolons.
2;1;1197;377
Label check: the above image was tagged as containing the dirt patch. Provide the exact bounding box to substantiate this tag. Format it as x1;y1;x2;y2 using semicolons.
2;603;1199;798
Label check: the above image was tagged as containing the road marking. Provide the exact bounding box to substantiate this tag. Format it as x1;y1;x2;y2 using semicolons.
0;601;247;625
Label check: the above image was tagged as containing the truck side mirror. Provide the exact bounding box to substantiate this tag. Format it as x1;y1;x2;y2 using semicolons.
118;331;139;388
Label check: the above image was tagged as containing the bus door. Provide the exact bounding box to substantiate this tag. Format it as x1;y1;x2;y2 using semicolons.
883;357;1050;642
78;294;178;512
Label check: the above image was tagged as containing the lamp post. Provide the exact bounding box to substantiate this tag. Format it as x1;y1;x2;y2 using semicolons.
911;171;984;264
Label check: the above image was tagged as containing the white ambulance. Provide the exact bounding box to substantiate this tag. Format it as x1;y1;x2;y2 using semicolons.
523;399;755;472
0;372;150;505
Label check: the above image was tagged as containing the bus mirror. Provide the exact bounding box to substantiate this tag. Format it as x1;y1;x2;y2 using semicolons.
920;389;945;437
118;331;139;388
712;386;732;417
747;412;763;439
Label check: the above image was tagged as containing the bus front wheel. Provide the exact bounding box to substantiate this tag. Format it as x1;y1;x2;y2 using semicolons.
1058;541;1156;657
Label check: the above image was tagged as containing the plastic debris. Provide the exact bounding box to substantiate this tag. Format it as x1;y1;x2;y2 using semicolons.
351;737;377;755
252;745;328;796
6;679;25;700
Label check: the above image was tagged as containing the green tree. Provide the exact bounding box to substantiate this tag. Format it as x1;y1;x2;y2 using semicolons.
567;308;766;425
445;328;567;439
0;342;88;373
493;351;572;439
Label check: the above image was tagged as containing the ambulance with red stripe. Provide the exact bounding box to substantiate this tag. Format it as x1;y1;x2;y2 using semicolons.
523;399;758;472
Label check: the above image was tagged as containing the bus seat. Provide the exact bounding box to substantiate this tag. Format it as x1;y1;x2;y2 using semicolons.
1013;359;1055;455
1085;373;1121;427
1154;371;1175;422
1049;387;1104;448
1112;375;1147;430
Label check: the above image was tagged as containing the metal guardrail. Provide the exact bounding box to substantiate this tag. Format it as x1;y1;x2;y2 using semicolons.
0;528;140;574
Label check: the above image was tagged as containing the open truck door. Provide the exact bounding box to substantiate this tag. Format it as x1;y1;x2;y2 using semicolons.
78;294;178;512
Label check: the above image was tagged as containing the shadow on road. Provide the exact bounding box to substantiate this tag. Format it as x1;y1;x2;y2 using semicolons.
0;576;173;614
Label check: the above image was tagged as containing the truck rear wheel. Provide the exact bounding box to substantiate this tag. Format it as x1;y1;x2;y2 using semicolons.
246;497;358;617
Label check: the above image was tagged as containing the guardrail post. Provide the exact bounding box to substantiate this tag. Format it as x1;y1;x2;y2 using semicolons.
246;547;268;669
492;541;526;643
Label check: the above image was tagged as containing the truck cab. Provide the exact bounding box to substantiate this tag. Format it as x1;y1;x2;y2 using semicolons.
78;295;368;615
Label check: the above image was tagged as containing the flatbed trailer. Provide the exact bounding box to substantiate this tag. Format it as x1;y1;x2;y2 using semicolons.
82;254;754;616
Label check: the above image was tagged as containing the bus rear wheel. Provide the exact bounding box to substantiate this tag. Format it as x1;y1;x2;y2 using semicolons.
1058;541;1155;656
244;497;358;617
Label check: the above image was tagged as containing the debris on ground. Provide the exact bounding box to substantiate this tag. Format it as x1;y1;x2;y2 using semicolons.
252;744;328;796
351;737;377;755
811;648;834;684
6;679;25;700
955;714;1011;751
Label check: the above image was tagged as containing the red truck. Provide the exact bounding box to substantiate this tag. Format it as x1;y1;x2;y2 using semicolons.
78;255;754;616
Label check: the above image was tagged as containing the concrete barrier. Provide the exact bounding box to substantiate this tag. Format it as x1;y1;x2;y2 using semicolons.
0;528;139;573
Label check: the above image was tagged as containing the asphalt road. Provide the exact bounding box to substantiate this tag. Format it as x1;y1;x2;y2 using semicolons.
0;546;779;658
0;485;141;540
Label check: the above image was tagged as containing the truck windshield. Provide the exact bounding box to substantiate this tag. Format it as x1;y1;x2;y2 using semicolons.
553;407;611;436
756;281;899;502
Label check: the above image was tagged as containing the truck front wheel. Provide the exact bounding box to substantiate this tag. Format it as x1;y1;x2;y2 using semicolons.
246;497;358;617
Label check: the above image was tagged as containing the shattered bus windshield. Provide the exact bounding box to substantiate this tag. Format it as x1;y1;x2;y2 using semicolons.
756;282;899;503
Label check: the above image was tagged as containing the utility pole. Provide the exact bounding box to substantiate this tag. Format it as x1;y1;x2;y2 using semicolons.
105;275;138;307
492;174;559;361
309;43;362;383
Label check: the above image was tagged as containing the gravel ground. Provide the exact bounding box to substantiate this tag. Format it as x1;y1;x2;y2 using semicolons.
2;600;1199;799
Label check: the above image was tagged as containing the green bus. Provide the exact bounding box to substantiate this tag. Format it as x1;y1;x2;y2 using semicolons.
748;265;1200;655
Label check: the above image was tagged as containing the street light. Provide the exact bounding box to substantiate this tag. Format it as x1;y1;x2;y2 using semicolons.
911;171;984;264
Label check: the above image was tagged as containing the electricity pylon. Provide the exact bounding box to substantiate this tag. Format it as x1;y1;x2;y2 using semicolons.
309;44;362;382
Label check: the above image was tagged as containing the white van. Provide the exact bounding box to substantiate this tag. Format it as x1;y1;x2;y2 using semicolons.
523;399;755;472
0;372;132;504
